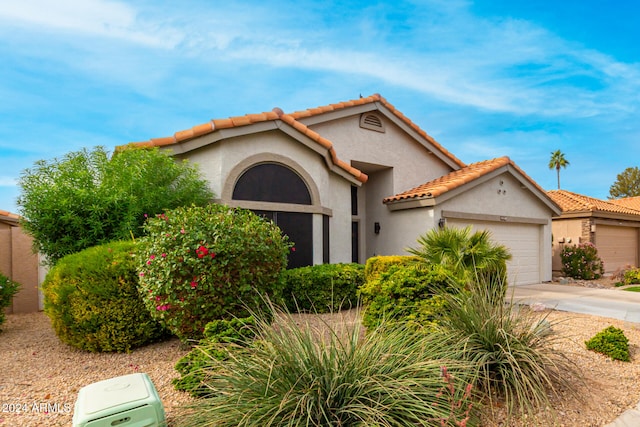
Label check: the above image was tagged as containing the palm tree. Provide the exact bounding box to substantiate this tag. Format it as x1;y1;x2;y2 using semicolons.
548;150;570;189
408;226;511;285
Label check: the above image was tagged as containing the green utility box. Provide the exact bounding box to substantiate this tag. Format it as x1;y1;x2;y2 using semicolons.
72;373;166;427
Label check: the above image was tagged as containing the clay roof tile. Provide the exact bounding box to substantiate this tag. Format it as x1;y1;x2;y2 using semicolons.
384;157;515;203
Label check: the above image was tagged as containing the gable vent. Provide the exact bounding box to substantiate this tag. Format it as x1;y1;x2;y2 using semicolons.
359;113;385;133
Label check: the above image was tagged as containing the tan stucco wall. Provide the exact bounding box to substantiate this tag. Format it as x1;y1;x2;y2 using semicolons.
309;115;453;195
1;223;40;313
380;173;556;282
551;218;584;273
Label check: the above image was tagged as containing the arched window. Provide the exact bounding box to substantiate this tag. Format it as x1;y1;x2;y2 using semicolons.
232;162;315;268
232;163;311;204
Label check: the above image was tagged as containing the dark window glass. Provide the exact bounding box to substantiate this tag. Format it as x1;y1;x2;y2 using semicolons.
351;221;359;263
253;210;313;269
351;186;358;216
323;215;330;264
233;163;311;204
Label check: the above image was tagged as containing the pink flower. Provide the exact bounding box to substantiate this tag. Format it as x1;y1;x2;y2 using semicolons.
180;228;186;234
161;253;167;258
190;281;198;289
149;255;156;260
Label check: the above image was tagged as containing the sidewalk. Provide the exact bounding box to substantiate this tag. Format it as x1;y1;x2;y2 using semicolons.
508;282;640;426
509;282;640;325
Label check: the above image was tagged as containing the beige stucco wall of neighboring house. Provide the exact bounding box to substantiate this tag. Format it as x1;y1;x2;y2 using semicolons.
551;218;585;273
1;222;40;314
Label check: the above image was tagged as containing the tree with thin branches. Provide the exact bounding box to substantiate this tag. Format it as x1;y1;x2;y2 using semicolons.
548;150;570;189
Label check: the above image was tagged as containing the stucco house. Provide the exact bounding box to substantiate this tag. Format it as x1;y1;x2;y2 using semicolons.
127;94;560;285
0;209;41;313
548;190;640;275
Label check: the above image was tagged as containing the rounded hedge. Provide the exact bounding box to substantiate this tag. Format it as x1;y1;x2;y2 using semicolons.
137;204;291;342
358;263;462;329
280;263;364;313
41;241;167;352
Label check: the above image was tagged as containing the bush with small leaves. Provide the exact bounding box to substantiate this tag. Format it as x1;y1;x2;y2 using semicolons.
561;242;605;280
623;268;640;286
137;204;291;342
358;263;461;329
41;241;167;352
0;273;21;330
585;326;630;362
280;263;364;313
363;255;417;283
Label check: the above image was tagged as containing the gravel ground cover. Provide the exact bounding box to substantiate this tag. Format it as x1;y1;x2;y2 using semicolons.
2;286;640;426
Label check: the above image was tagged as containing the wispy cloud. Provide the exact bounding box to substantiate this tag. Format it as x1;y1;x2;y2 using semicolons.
0;0;183;48
0;177;17;187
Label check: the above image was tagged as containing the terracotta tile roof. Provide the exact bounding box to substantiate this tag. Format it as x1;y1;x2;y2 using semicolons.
289;94;466;169
383;156;542;204
0;209;20;225
123;94;471;184
547;190;640;216
609;196;640;211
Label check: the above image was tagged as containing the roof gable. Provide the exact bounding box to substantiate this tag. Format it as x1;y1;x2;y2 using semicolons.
121;93;469;185
383;156;560;214
289;94;466;170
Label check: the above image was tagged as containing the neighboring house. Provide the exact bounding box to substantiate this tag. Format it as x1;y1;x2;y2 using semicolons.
0;209;41;313
547;190;640;275
126;94;560;285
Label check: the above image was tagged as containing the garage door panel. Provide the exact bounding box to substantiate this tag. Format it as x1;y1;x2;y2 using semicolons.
597;225;638;273
448;220;540;286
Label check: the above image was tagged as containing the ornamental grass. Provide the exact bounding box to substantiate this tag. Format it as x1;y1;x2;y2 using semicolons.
177;301;478;427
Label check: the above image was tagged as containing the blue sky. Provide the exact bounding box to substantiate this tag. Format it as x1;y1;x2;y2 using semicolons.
2;0;639;214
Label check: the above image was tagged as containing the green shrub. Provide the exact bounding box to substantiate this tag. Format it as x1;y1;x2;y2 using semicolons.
137;204;291;342
41;241;167;352
623;268;640;285
585;326;630;362
18;146;213;265
280;263;364;313
358;263;460;329
175;304;479;427
0;273;21;330
436;277;581;420
560;242;605;280
363;255;416;282
173;316;256;397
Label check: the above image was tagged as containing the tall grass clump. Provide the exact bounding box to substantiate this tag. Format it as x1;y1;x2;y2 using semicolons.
177;303;479;427
435;277;581;419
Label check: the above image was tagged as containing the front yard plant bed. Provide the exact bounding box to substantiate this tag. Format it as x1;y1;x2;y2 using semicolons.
2;309;640;426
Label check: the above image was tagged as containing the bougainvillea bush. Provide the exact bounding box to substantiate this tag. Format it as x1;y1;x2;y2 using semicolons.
560;242;605;280
137;204;291;342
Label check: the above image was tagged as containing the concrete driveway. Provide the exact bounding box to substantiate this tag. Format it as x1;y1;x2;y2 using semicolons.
508;282;640;325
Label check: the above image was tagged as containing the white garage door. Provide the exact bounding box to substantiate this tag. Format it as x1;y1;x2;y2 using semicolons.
597;225;638;273
448;220;541;286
